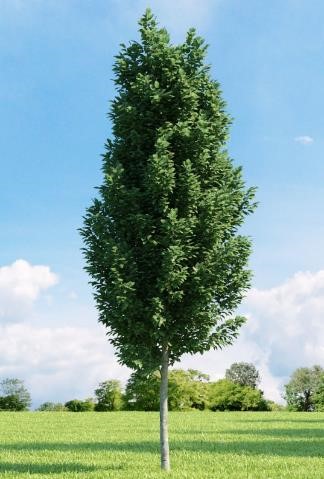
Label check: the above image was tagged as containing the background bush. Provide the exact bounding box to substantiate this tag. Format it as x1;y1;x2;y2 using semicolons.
64;399;95;412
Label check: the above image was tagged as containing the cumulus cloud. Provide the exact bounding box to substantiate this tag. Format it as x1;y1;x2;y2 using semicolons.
0;259;58;321
244;270;324;371
179;270;324;403
294;135;314;145
0;322;129;406
1;262;323;406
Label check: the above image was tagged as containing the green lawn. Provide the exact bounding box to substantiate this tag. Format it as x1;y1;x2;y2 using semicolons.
0;411;323;478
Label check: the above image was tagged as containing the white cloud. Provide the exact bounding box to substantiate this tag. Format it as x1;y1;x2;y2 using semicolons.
178;331;285;403
1;262;323;407
0;322;130;407
244;270;324;369
294;135;314;145
0;259;58;321
179;270;324;403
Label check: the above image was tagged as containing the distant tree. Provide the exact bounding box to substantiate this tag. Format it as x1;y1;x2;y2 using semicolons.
80;9;256;470
124;371;160;411
208;379;268;411
284;366;324;411
0;378;31;411
241;387;268;411
314;376;324;412
94;380;123;411
124;369;209;411
65;399;95;412
168;369;209;411
225;362;260;389
37;402;67;412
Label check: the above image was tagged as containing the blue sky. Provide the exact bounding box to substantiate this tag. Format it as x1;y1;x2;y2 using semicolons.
1;0;323;406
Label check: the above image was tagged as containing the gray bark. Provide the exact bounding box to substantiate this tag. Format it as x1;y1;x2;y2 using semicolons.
160;345;170;471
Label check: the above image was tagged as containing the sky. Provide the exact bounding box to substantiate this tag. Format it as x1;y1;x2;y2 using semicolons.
0;0;323;407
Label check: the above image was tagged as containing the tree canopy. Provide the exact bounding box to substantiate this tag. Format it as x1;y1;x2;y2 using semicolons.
64;399;95;412
225;362;261;389
94;380;123;411
284;365;324;411
0;378;31;411
81;8;256;373
208;379;268;411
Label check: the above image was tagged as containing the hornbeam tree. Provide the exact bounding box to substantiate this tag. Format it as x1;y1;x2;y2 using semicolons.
81;10;256;471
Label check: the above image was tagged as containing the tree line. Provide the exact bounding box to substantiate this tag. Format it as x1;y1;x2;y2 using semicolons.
1;363;324;412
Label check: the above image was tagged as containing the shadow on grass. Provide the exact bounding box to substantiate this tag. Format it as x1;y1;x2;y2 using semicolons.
235;418;324;424
1;434;323;458
180;428;324;439
0;462;123;475
235;428;323;439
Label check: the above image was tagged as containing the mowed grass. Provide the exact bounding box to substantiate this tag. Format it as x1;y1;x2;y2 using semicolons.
0;412;323;478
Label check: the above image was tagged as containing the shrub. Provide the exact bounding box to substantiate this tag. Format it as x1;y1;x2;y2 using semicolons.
265;400;286;412
208;379;268;411
65;399;95;412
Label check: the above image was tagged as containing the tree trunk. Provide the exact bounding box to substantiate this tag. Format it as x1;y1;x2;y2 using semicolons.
160;345;170;471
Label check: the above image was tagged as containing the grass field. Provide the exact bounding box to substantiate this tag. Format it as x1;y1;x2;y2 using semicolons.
0;411;323;478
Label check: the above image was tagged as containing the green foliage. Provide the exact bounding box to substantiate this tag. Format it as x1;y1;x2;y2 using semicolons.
80;9;256;373
265;400;286;412
284;366;324;411
208;379;268;411
124;369;209;411
36;402;68;412
94;380;124;411
314;376;324;411
0;378;31;411
225;362;260;388
64;399;95;412
168;369;209;411
124;371;160;411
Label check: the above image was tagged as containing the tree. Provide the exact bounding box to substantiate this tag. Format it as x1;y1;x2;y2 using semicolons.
225;362;260;389
208;379;268;411
94;380;124;411
124;370;160;411
81;10;256;470
168;369;209;411
0;378;31;411
64;399;95;412
284;366;324;411
314;376;324;412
